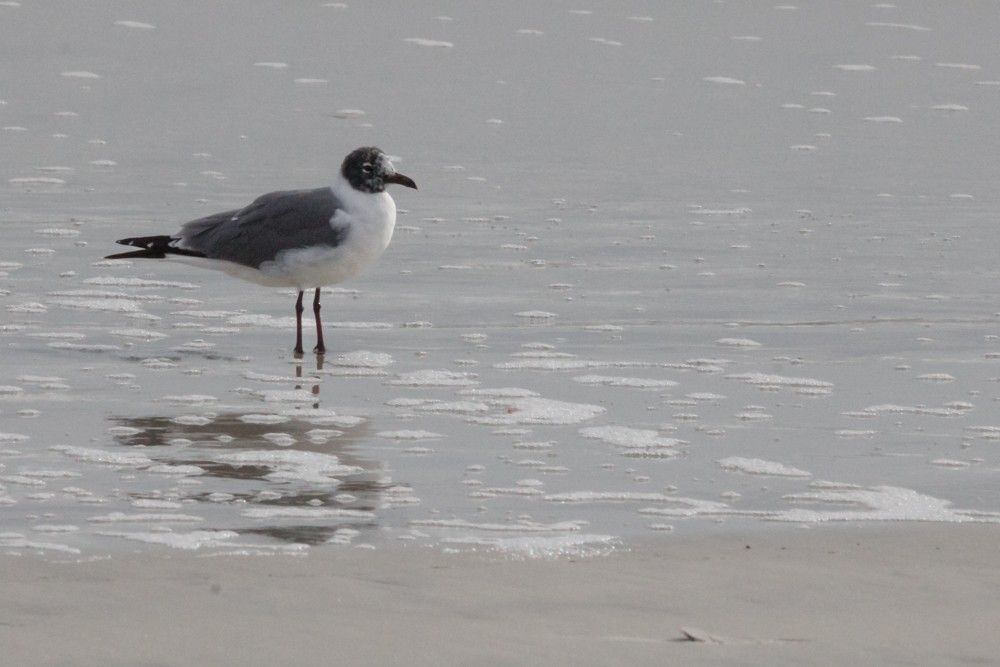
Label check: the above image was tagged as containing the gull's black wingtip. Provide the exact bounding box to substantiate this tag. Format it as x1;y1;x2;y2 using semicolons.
104;248;164;260
104;235;205;260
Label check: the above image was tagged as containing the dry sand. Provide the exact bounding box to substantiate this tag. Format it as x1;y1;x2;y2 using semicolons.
2;523;998;666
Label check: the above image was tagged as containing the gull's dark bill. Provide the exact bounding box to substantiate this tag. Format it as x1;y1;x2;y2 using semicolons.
386;172;417;189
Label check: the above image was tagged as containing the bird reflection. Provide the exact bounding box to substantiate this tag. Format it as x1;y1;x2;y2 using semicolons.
107;361;393;546
294;351;321;408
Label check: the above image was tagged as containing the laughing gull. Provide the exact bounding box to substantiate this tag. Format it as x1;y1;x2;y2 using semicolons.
106;146;417;355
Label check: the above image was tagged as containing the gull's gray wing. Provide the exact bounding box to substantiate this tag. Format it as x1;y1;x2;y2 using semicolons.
177;187;347;268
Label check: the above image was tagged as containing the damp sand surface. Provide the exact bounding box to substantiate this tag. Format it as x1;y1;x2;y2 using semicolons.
2;524;998;666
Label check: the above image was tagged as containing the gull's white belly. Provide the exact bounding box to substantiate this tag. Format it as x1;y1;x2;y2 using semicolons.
185;188;397;289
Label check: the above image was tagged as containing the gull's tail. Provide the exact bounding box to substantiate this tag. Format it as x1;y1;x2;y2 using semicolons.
105;235;206;260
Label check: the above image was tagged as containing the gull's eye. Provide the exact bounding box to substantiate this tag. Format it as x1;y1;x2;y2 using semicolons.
361;163;373;174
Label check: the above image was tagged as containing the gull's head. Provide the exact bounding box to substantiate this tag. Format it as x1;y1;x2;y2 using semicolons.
341;146;418;194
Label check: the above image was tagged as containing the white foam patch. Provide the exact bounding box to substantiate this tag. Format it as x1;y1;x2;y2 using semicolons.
415;400;490;414
513;310;558;320
726;372;834;393
110;329;168;340
88;512;204;523
223;314;291;328
50;298;143;313
142;358;178;369
213;450;363;484
579;426;685;456
777;486;979;522
329;321;393;329
31;524;80;533
0;475;46;487
48;342;123;352
324;367;390;378
18;469;80;479
494;352;673;372
386;398;435;408
411;518;584;533
35;227;79;237
443;533;618;558
146;464;205;476
458;387;540;398
114;20;156;29
636;497;738;517
331;351;394;368
98;530;240;550
544;491;684;504
691;207;751;216
171;415;212;426
916;373;956;382
17;375;67;388
718;457;811;477
156;394;218;406
572;375;678;389
865;21;931;32
470;486;545;498
935;62;981;70
242;371;301;384
846;404;971;418
276;409;366;428
404;37;454;48
7;302;47;313
241;507;374;519
494;357;607;371
238;414;290;425
175;310;240;319
236;388;318;403
0;532;80;554
686;392;727;401
10;178;64;188
52;445;153;467
132;499;184;510
85;276;199;289
108;426;142;437
930;459;970;469
703;76;745;85
715;337;763;348
375;430;444;440
387;369;479;386
262;432;296;447
965;426;1000;440
27;332;85;341
472;397;605;425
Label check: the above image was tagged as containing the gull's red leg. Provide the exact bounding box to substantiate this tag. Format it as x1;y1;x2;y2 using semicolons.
313;288;326;355
294;290;305;355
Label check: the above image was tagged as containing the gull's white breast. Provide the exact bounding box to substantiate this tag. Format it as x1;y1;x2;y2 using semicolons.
196;176;398;290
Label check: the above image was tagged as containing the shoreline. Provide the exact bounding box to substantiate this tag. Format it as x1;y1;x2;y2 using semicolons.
2;522;997;666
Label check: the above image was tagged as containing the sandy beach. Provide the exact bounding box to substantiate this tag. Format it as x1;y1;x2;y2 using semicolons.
2;523;998;666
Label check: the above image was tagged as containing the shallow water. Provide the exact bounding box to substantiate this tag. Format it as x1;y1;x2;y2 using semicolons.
2;1;999;556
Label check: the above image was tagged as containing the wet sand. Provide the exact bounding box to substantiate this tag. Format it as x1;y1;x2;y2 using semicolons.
3;523;998;666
